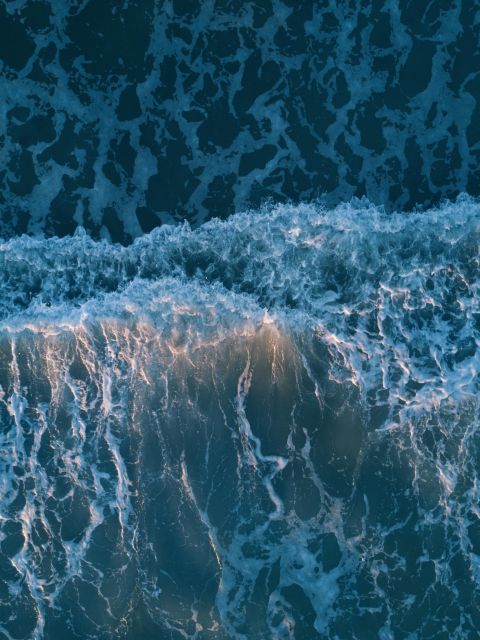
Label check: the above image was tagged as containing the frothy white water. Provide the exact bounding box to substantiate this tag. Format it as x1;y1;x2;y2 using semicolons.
0;197;479;638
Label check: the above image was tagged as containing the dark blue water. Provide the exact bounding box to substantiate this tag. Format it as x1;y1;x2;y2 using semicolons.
1;1;480;241
1;3;480;640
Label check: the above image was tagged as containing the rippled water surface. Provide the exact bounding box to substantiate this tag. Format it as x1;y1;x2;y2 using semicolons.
1;2;480;639
1;1;480;240
0;201;479;638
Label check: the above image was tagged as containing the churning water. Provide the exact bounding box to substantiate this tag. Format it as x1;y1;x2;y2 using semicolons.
0;198;479;638
1;2;480;636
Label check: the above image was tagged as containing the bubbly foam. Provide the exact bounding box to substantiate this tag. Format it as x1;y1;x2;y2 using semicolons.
0;197;479;638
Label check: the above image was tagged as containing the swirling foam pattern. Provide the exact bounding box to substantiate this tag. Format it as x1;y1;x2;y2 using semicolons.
0;1;479;241
0;199;479;638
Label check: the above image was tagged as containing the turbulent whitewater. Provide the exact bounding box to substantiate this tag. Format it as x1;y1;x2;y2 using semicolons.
0;198;480;639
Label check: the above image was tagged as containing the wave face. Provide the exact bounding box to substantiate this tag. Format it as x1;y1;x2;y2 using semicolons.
1;2;480;240
0;198;480;639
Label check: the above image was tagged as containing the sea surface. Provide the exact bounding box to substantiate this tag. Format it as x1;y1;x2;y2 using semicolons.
0;1;479;240
0;200;480;639
1;2;480;640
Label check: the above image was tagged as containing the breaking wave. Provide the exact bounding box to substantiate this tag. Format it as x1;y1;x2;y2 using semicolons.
0;196;479;639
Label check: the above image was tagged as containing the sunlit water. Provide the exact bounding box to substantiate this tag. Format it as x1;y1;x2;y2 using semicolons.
0;199;479;638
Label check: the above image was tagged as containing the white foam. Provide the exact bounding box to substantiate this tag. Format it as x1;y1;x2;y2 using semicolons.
0;197;479;636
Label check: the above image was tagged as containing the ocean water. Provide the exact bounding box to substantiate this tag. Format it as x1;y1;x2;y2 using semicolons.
0;199;480;638
2;2;480;639
0;1;479;241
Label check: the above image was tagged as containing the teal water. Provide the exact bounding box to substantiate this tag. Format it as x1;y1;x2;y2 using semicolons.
0;1;479;240
0;200;479;638
1;2;480;638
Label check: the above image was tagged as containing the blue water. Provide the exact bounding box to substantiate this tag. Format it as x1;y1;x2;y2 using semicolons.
0;199;480;638
1;2;480;639
0;1;479;240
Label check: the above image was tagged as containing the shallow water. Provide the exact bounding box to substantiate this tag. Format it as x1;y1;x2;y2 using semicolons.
0;200;479;638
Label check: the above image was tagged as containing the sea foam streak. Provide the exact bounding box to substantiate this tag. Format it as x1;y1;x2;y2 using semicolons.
0;198;479;639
